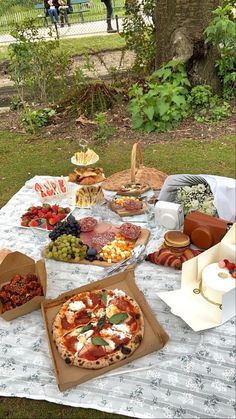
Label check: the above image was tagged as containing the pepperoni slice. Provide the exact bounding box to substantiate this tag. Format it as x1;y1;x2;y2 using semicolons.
61;316;72;330
113;336;130;346
119;223;141;240
80;345;107;361
64;335;77;353
90;292;101;307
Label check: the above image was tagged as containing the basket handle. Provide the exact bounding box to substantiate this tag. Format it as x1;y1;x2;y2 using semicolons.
131;143;143;183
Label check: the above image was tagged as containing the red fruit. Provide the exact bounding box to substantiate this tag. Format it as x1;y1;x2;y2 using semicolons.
51;205;59;212
57;213;66;220
58;207;65;213
48;218;58;226
43;204;51;209
29;219;39;227
47;225;54;230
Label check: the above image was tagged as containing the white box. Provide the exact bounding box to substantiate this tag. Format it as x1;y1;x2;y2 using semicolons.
157;223;236;331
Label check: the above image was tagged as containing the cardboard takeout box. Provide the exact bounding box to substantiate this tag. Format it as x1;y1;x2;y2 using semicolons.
0;251;47;321
41;268;169;391
157;223;236;331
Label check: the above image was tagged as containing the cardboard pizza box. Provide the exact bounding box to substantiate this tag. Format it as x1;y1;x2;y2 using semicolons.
0;249;12;264
157;223;236;331
0;251;47;321
41;269;169;391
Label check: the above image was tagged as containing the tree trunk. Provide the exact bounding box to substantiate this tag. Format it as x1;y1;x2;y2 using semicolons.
155;0;221;92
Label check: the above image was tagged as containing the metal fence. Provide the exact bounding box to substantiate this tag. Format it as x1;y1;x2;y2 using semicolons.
0;1;125;43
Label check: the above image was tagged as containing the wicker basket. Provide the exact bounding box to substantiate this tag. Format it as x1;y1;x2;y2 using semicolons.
102;143;168;195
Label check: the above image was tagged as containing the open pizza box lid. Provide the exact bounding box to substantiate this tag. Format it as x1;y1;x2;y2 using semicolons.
41;268;169;391
0;251;47;321
157;223;236;332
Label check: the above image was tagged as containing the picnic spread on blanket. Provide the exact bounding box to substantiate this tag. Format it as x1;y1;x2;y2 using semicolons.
0;143;235;418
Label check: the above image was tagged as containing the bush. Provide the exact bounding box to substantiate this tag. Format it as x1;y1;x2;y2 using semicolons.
129;61;190;132
188;85;231;122
20;108;56;133
8;19;69;104
205;4;236;99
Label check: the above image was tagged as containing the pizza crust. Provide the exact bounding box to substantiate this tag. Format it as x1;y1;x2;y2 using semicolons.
52;289;144;369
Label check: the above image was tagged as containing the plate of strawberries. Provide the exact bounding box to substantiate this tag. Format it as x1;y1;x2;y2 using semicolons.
19;203;71;231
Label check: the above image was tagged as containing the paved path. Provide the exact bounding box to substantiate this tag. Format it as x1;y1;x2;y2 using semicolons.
0;18;123;44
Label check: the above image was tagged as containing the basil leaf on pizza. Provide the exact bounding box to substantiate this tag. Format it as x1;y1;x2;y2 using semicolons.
80;323;93;333
100;292;107;305
97;315;106;330
91;336;109;346
52;289;144;369
109;312;128;324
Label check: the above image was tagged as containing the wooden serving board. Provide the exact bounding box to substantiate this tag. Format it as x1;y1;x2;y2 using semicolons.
42;226;150;267
109;201;147;217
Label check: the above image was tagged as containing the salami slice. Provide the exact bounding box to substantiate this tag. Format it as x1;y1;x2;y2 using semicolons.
119;223;141;241
124;199;143;211
78;217;98;232
91;231;116;250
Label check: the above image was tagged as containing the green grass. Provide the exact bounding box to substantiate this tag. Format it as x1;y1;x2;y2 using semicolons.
0;397;127;419
0;132;235;209
0;0;125;35
0;34;125;62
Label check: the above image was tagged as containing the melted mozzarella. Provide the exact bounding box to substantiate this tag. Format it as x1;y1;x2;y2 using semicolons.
113;289;126;298
96;308;106;318
75;341;84;353
77;329;94;345
106;304;119;318
68;301;86;312
105;338;116;352
65;311;75;324
87;297;93;307
113;323;130;334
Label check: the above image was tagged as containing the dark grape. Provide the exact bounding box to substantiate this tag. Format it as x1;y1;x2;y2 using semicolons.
85;247;98;261
49;215;81;241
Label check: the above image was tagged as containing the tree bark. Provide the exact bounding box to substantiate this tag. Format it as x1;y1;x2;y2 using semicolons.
155;0;222;91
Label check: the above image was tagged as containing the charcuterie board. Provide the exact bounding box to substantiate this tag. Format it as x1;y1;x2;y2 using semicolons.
42;220;150;267
109;197;147;217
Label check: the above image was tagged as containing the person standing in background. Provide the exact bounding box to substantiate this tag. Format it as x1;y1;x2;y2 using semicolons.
101;0;117;33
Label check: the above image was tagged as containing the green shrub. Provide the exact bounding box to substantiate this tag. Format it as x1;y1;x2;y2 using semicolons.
205;4;236;99
8;19;69;104
188;85;231;122
129;61;190;132
20;108;56;133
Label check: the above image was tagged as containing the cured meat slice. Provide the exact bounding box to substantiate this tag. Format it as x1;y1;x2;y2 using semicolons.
119;223;141;241
78;217;98;232
91;231;116;251
124;199;143;211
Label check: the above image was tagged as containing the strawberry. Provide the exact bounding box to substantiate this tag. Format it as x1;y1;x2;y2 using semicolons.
58;207;65;213
29;219;39;227
51;205;59;212
48;217;58;226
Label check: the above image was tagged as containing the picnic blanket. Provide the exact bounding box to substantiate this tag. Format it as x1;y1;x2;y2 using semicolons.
0;176;235;418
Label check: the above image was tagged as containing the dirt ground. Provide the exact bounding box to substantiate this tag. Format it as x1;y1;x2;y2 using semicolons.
0;49;235;144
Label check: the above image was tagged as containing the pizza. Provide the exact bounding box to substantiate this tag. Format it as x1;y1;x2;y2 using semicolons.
52;288;144;369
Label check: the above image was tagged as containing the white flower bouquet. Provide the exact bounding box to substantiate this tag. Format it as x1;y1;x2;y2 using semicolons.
176;183;217;216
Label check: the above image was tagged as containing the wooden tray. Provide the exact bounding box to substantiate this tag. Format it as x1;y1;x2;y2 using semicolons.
109;201;147;217
42;226;150;267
